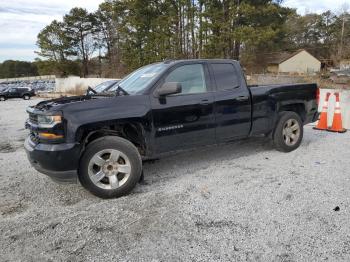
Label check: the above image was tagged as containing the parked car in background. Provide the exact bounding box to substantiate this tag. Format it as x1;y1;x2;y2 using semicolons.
0;84;7;91
0;87;35;101
25;59;319;198
330;69;350;84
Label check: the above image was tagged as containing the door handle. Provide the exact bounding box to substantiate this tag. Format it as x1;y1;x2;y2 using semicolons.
236;96;249;102
200;99;210;105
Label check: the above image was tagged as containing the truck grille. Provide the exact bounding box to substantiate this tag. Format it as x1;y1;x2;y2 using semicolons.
29;113;38;125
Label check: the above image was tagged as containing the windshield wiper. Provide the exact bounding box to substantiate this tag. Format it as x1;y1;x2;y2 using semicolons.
115;85;129;96
86;86;97;95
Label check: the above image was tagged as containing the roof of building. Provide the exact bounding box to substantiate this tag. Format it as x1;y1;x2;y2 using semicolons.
267;49;320;65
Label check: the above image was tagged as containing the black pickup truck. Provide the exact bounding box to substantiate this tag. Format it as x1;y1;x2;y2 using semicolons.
0;87;35;101
25;59;319;198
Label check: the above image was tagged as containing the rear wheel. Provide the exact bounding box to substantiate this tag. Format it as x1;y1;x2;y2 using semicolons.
78;136;142;198
273;111;303;152
0;96;5;101
23;94;30;100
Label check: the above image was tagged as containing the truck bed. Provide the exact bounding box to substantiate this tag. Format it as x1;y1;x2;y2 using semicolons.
248;83;319;136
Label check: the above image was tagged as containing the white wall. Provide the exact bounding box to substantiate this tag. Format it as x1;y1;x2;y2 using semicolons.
55;76;119;93
318;89;350;129
249;74;306;85
279;50;321;74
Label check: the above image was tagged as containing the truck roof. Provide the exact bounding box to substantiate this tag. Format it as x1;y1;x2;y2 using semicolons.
162;59;239;65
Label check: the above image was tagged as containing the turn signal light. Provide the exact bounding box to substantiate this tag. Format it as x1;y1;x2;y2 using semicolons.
38;132;64;139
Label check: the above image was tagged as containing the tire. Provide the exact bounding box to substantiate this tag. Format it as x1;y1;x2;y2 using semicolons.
273;111;303;152
78;136;142;198
0;96;5;101
23;95;30;100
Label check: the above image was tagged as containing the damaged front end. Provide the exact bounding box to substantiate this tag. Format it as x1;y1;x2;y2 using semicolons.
24;105;81;183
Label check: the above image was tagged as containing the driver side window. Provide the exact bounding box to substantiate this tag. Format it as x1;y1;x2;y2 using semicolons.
165;64;207;95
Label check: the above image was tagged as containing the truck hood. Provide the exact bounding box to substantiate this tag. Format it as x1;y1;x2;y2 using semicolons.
33;95;97;111
29;94;150;122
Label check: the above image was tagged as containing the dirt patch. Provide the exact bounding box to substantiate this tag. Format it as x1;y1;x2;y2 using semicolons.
0;200;26;216
195;220;251;232
0;142;17;153
16;137;26;143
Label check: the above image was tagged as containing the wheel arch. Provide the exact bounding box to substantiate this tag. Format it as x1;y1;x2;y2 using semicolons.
77;121;148;158
278;103;306;122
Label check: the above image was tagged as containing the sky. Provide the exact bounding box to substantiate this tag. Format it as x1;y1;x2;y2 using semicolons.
282;0;349;14
0;0;348;62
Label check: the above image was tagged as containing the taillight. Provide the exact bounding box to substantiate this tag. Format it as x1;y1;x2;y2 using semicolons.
316;88;320;105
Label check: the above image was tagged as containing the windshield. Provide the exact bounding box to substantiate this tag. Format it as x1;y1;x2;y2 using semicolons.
109;63;168;94
94;80;118;93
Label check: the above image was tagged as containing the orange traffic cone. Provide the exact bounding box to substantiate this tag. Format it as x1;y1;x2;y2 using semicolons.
313;92;331;130
328;92;347;133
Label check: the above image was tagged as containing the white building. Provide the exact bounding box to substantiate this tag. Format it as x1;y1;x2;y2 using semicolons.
267;49;321;74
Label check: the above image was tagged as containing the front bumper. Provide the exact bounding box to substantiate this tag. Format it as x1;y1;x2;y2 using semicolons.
24;137;81;184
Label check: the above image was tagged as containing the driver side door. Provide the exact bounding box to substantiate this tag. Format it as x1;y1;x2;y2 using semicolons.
151;63;215;154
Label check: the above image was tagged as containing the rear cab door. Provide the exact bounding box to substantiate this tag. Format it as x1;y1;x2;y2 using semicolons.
209;61;252;142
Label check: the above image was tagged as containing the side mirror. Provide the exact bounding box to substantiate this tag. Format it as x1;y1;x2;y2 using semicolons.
156;82;182;97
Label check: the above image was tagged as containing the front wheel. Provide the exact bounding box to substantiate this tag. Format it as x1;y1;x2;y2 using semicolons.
0;96;6;101
23;95;30;100
273;111;303;152
79;136;142;198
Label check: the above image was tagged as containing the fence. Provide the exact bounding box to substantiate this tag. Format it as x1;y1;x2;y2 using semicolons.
247;74;308;85
55;76;118;93
0;76;119;94
0;75;55;82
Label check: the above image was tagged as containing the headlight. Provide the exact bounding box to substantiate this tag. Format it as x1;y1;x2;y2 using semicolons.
37;115;62;128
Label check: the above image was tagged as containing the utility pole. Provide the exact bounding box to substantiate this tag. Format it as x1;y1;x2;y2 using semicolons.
339;3;349;60
233;0;240;60
339;14;345;60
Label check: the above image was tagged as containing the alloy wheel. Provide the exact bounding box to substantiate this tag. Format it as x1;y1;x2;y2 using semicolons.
87;149;132;190
282;119;300;146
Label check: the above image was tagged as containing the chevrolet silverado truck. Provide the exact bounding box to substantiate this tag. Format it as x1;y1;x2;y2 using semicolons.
24;59;319;198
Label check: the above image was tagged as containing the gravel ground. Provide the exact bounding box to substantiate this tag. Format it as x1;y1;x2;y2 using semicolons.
0;98;350;262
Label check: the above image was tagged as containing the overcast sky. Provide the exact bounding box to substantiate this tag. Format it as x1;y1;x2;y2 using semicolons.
0;0;348;62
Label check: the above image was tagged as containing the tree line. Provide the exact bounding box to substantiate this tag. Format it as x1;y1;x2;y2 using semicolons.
0;60;38;79
2;0;349;79
37;0;293;77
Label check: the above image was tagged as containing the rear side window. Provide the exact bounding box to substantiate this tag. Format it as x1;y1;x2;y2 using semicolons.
211;63;240;91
